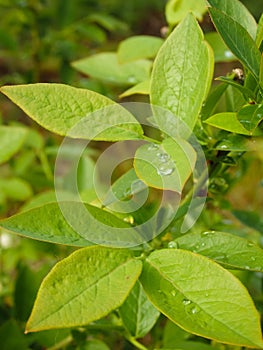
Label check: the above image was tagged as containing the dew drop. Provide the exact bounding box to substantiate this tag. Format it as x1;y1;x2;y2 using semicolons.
157;164;175;176
251;256;256;261
171;290;176;296
224;50;233;58
201;242;206;247
247;241;255;247
147;143;159;151
201;231;210;237
205;292;209;297
182;299;191;305
195;244;200;250
245;265;250;270
191;305;200;314
168;241;178;249
215;255;227;261
218;144;228;150
157;152;170;163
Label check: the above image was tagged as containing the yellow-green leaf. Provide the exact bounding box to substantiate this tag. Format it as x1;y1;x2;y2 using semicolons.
26;247;142;332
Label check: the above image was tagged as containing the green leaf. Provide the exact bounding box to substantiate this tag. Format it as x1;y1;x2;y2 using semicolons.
160;341;215;350
165;0;207;27
204;112;252;135
103;169;147;208
0;125;28;164
225;85;247;113
163;320;190;347
0;177;32;201
134;138;196;192
26;246;142;332
208;8;261;79
20;190;74;212
173;231;263;271
119;80;150;98
150;13;213;132
213;134;250;151
117;36;163;63
216;76;256;101
260;54;263;90
207;0;257;39
256;13;263;47
0;84;144;141
0;320;28;350
201;83;228;120
233;210;263;234
0;202;132;247
140;249;263;347
14;264;50;322
72;53;152;86
82;339;110;350
119;280;160;338
237;104;263;132
205;32;236;62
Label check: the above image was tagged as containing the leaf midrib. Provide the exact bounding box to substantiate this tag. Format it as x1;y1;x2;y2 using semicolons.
33;256;136;328
147;258;260;346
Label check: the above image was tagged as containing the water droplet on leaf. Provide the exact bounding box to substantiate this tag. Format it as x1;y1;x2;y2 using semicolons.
182;299;191;305
201;231;211;237
147;143;159;151
157;164;175;176
157;152;170;163
168;241;178;249
191;305;200;314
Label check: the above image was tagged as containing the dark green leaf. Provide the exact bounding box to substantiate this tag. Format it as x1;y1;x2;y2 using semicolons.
233;210;263;234
207;0;257;39
209;8;261;78
237;104;263;132
201;83;228;120
119;280;160;338
0;320;28;350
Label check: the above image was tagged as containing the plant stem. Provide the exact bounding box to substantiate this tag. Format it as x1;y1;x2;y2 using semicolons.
46;336;72;350
125;333;148;350
38;150;53;181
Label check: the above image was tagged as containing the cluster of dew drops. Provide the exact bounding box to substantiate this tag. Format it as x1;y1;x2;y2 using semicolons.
147;143;175;176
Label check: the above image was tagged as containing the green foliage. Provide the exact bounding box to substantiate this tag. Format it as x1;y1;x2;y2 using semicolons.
1;1;263;349
150;13;214;133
